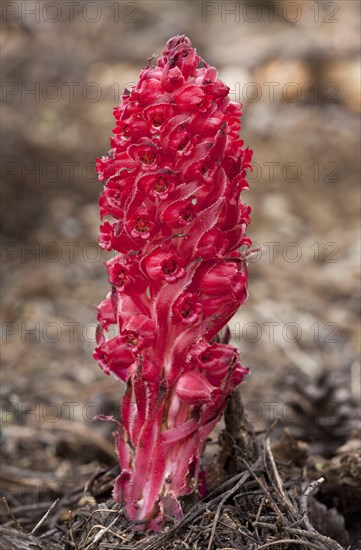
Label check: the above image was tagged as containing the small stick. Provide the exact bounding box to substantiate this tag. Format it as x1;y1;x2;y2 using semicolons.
82;505;122;530
2;496;25;532
286;526;344;548
241;459;284;521
300;477;325;532
253;495;265;544
206;471;250;550
31;498;59;535
67;510;77;548
82;515;120;550
256;539;322;550
265;437;298;518
254;516;345;549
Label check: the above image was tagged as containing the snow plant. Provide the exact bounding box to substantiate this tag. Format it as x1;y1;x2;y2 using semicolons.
94;35;253;531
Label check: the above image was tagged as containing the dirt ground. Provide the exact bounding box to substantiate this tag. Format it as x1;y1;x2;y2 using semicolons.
1;1;360;548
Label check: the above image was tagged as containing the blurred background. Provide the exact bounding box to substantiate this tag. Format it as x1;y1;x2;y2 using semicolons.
1;0;360;518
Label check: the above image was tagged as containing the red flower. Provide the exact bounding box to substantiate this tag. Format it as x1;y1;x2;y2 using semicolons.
139;170;175;200
98;220;117;251
94;35;253;531
172;292;203;325
175;371;216;404
128;141;159;169
193;342;249;387
94;331;135;381
125;206;158;241
142;246;186;283
97;293;116;329
107;256;147;294
121;314;155;352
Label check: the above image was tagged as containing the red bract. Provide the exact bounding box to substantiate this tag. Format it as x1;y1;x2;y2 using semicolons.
94;35;253;531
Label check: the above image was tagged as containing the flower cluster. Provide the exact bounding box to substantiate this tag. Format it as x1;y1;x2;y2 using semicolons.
94;35;252;531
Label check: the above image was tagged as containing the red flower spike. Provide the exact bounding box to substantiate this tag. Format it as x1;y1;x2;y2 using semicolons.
94;35;253;531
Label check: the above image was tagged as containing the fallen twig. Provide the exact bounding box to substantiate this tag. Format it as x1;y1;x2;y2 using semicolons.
31;498;59;535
